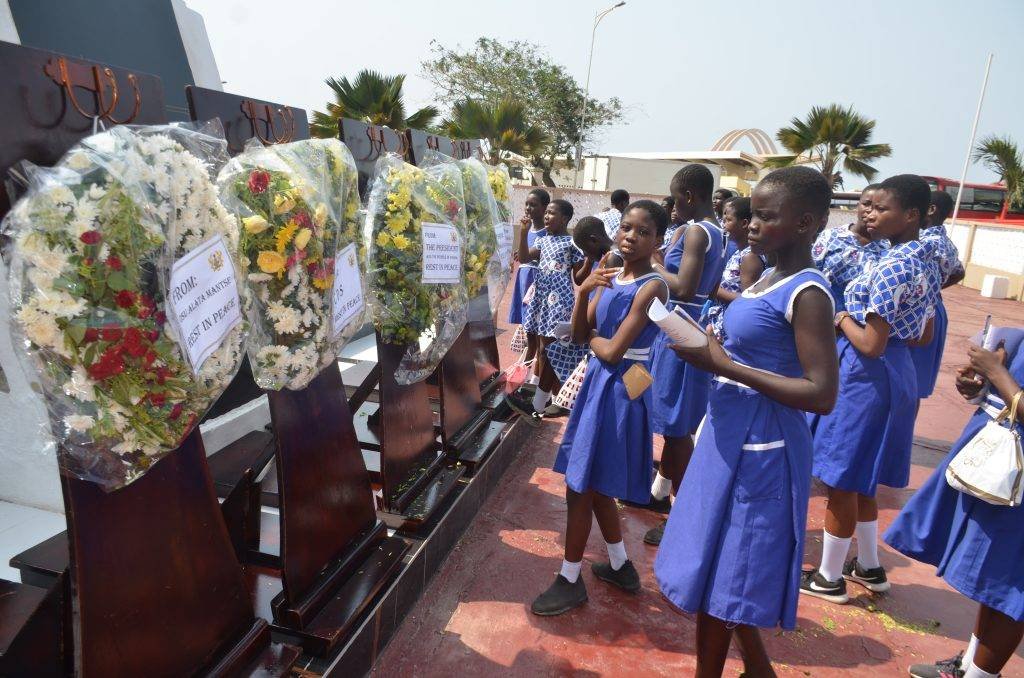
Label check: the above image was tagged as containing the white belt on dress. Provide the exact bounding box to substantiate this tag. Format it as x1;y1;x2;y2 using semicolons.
591;347;650;361
741;440;785;451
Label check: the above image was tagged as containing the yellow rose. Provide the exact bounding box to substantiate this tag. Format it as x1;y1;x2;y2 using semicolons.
273;193;296;214
257;250;286;274
242;215;269;234
376;231;392;248
314;203;328;228
294;228;312;250
392;234;410;250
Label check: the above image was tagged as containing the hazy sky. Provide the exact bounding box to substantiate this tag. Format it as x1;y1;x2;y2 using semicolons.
189;0;1023;189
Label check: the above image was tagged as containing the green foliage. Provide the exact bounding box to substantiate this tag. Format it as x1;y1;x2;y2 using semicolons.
422;38;624;186
972;134;1024;210
441;98;547;165
310;70;439;138
766;103;892;189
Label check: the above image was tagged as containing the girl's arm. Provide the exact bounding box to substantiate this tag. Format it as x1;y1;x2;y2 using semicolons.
836;313;889;359
909;316;935;348
571;267;618;344
968;343;1023;424
590;280;669;365
573;258;593;286
716;252;765;303
516;220;540;263
943;269;965;289
654;226;707;301
670;286;839;414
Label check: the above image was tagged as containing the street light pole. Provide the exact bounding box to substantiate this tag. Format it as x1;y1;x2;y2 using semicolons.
573;1;625;189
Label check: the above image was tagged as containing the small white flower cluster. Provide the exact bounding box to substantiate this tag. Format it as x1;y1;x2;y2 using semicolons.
4;125;246;488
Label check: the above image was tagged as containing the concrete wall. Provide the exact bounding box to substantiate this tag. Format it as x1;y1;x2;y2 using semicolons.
581;156;722;196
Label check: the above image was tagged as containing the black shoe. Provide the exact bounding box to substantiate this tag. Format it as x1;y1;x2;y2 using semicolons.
505;393;541;427
591;560;641;593
518;383;538;396
643;520;666;546
908;651;965;678
530;574;588;616
843;557;890;593
542;403;569;417
799;568;849;604
620;494;672;515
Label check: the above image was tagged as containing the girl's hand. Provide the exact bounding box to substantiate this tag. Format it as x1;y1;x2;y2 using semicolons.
670;325;731;374
520;214;531;228
579;267;619;295
967;343;1008;381
955;365;985;400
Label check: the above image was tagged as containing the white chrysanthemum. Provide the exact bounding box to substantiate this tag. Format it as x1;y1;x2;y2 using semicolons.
112;431;141;454
48;185;75;205
65;152;92;171
63;365;97;402
64;414;95;433
36;290;87;319
18;305;61;349
273;307;301;335
27;267;57;292
248;273;273;283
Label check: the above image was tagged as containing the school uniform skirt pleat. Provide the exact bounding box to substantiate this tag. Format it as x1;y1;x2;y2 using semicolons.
812;337;917;496
553;357;653;503
655;381;812;629
909;299;948;399
649;309;712;437
507;264;536;325
884;408;1024;621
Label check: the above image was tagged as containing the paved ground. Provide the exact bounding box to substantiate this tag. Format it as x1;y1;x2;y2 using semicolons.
374;285;1024;677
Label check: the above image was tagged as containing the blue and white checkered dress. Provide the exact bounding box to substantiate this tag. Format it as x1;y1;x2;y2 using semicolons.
524;234;585;337
705;246;767;340
921;225;964;285
845;239;939;340
811;224;888;312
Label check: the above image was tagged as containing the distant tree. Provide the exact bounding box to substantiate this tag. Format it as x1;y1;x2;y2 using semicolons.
972;134;1024;213
310;70;438;138
765;104;892;189
441;98;547;165
422;38;624;186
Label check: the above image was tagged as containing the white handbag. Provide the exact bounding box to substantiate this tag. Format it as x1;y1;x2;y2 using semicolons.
945;391;1024;507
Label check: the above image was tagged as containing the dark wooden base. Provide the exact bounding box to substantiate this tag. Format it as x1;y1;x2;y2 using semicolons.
479;386;507;411
9;532;66;589
455;420;508;474
201;619;300;677
311;416;532;676
245;531;409;657
0;577;64;677
377;464;466;533
247;509;282;568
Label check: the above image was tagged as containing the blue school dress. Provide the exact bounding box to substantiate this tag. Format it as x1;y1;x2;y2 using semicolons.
705;245;767;340
507;225;546;325
908;226;964;398
812;240;941;496
649;220;725;437
884;343;1024;621
811;224;888;313
523;234;583;337
553;272;668;502
655;268;834;629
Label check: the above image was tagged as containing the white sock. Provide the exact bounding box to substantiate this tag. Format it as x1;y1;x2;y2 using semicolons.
606;541;628;571
819;531;852;583
963;634;980;668
532;388;550;412
964;661;998;678
651;472;673;500
560;559;582;583
854;520;880;569
527;373;540;385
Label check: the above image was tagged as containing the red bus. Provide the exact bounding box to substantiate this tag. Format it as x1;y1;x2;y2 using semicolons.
922;176;1024;225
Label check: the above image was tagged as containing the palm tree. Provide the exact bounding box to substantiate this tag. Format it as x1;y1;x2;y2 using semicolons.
972;134;1024;216
764;104;892;188
440;98;547;165
310;70;439;138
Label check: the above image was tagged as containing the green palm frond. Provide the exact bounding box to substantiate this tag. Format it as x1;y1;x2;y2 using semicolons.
311;70;438;138
973;135;1024;207
772;104;891;185
443;98;548;163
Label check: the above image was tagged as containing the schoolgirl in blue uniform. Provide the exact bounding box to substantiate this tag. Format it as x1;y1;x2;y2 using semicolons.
705;196;767;341
908;190;965;400
884;338;1024;678
804;175;942;604
655;167;839;676
507;199;585;421
508;188;550;382
530;200;670;616
640;165;725;538
811;184;888;312
661;198;684;253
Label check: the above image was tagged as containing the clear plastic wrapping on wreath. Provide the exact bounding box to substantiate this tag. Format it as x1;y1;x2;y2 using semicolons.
481;161;514;315
217;138;366;391
2;122;249;490
363;152;469;384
